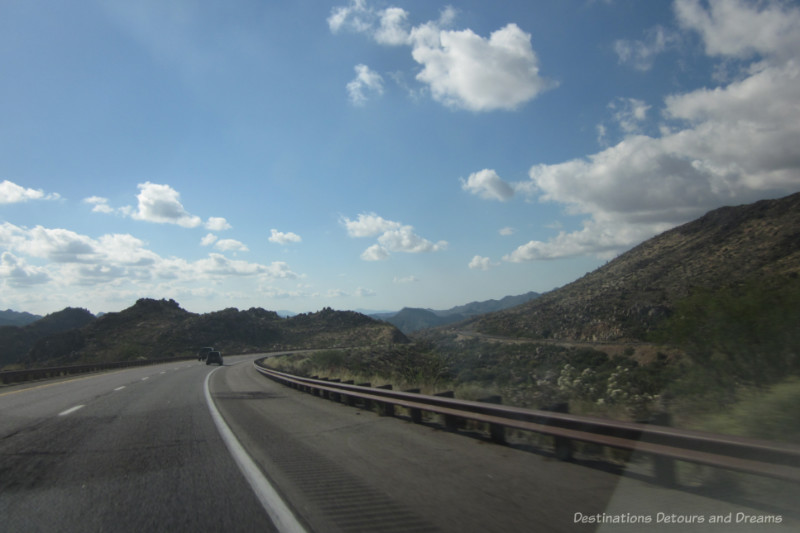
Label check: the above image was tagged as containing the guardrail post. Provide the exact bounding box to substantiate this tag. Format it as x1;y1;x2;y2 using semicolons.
329;379;341;402
649;411;676;486
375;384;394;417
357;383;372;410
343;381;355;405
544;402;572;461
479;395;505;444
404;389;423;423
436;391;460;430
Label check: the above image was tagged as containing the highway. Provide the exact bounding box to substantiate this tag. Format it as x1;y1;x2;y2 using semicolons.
1;354;797;532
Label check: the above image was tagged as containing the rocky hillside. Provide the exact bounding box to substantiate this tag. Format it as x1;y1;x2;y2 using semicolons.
19;300;408;367
462;192;800;342
0;308;95;367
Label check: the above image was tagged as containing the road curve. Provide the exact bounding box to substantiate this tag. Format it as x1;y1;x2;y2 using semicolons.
1;353;797;532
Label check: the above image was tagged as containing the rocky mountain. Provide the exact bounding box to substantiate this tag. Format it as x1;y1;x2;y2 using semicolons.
461;192;800;342
372;291;540;333
0;308;95;367
20;299;408;367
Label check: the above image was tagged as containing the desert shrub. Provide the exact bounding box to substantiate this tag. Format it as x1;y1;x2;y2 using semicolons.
689;379;800;444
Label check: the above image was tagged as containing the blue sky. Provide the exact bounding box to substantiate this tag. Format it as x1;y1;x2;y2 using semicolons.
2;0;800;316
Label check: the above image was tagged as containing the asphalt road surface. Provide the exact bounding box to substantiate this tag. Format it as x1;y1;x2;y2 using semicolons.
1;354;797;532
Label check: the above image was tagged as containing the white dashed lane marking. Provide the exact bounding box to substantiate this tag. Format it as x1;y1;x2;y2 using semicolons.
58;405;85;417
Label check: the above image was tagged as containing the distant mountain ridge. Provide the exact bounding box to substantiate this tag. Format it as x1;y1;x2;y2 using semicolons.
0;309;42;327
371;291;540;333
462;192;800;342
12;300;407;368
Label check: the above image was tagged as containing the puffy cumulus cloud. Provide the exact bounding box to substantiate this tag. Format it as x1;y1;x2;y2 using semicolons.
674;0;800;60
0;180;59;203
0;222;300;291
461;169;515;201
9;225;98;263
342;213;401;237
361;243;390;261
329;2;553;111
131;182;202;228
205;217;232;231
97;234;160;266
410;23;555;111
0;252;50;286
347;64;384;105
342;213;447;261
214;239;249;252
468;255;494;271
508;0;800;262
269;229;302;244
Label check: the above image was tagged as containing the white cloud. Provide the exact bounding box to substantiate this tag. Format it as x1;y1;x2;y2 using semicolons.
393;275;418;283
194;253;263;277
375;7;410;45
499;227;515;236
410;23;554;111
343;213;446;260
508;0;800;262
84;196;115;214
0;180;59;203
200;233;218;246
609;97;651;133
378;226;447;254
330;1;554;111
355;287;376;297
269;229;302;244
674;0;800;60
361;243;390;261
342;213;401;237
614;25;680;71
327;0;372;34
205;217;232;231
468;255;494;271
0;222;299;290
214;239;249;252
131;182;202;228
263;261;299;279
0;252;50;286
347;64;384;105
461;169;515;201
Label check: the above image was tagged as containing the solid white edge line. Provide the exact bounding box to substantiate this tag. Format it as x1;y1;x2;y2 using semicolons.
204;367;307;533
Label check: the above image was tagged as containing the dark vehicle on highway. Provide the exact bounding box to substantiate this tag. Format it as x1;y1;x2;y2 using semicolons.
197;347;214;361
206;351;223;366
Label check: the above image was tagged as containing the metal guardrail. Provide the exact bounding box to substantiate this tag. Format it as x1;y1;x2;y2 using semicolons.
1;356;197;385
253;360;800;485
